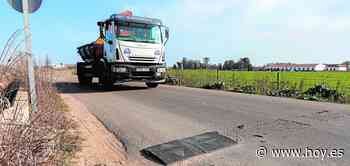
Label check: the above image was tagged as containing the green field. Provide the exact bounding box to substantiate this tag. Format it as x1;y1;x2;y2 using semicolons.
167;69;350;103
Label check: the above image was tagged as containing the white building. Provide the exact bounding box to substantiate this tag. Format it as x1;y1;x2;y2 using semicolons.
264;64;321;71
337;65;348;71
326;64;348;71
264;63;346;72
315;64;326;71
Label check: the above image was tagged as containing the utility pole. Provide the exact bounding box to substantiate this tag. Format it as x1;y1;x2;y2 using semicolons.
7;0;43;113
23;0;38;113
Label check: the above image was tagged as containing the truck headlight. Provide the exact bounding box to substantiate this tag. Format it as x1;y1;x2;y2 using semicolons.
124;48;131;56
157;68;166;73
154;50;161;56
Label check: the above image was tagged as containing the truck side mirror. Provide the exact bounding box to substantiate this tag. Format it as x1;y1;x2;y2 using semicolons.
165;28;169;40
97;22;105;39
162;26;169;45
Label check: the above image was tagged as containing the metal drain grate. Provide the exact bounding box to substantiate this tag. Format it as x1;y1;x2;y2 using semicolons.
141;132;237;165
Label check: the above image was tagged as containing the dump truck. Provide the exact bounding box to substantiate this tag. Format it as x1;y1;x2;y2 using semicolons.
77;11;169;88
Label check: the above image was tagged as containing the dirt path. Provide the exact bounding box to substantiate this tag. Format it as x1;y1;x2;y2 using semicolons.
62;94;127;166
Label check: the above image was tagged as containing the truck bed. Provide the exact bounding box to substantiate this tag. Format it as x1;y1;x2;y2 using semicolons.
77;43;103;63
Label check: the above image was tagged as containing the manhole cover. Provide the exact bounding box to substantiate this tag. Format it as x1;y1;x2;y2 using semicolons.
141;132;237;165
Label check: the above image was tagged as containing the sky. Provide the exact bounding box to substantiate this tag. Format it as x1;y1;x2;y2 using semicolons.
0;0;350;66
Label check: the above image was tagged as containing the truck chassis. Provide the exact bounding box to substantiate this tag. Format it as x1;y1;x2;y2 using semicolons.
77;61;166;88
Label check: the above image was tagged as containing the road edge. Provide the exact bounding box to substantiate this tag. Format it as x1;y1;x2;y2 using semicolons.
61;94;128;166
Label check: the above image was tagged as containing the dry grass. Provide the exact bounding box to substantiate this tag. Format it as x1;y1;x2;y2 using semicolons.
0;67;78;166
0;30;78;166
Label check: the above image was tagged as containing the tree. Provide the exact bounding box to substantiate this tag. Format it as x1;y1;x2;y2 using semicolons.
203;57;210;69
193;60;201;69
182;57;187;69
218;63;223;70
237;57;252;71
342;61;350;71
177;57;205;69
223;60;235;70
176;62;182;69
342;61;350;65
45;54;51;68
176;56;253;71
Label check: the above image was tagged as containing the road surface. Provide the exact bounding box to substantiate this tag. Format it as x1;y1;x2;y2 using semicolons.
57;81;350;166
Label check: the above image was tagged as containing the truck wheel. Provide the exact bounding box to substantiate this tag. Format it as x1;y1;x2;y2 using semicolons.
78;75;92;86
146;83;159;88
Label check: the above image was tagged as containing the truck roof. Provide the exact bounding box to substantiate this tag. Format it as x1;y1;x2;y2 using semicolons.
108;14;163;26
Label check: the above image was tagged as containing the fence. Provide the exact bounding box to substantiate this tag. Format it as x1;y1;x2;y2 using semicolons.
167;69;350;104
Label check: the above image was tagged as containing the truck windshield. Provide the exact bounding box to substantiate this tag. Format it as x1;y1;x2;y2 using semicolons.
117;23;161;44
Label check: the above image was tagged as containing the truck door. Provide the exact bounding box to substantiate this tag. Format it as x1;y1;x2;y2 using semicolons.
104;22;117;63
159;26;169;63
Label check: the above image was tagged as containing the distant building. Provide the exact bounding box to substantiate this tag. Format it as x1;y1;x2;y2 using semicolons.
264;64;322;71
315;64;327;71
264;63;347;72
326;64;347;71
65;64;76;69
51;63;65;69
252;66;265;71
339;64;348;71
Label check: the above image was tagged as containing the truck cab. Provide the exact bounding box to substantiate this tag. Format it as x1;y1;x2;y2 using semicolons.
77;12;169;88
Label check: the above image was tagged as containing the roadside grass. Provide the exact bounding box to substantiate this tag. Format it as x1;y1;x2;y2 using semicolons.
168;69;350;104
37;68;83;165
52;94;81;166
34;69;81;165
0;30;80;165
168;70;350;89
0;67;81;165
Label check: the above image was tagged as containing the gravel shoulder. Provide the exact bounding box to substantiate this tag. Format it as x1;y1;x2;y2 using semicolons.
61;94;127;166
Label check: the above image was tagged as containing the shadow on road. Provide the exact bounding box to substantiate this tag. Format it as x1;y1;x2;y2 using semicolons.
55;82;149;94
140;150;164;165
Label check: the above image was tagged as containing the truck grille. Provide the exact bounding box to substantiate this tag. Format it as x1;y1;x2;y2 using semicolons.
129;57;156;62
132;71;154;77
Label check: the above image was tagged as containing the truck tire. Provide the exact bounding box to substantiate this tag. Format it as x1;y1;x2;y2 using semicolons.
78;75;92;86
146;83;159;88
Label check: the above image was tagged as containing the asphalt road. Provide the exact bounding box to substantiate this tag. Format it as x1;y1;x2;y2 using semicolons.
57;81;350;166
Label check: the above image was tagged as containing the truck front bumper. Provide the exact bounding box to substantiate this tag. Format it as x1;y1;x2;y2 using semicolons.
110;64;166;83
